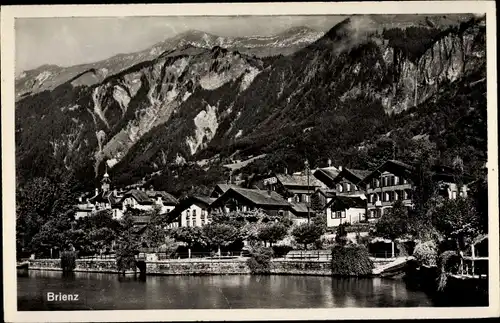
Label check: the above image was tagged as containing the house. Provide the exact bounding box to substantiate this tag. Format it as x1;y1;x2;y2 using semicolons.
121;186;179;215
312;166;341;189
255;171;325;205
431;165;471;199
167;195;216;228
289;202;311;225
332;167;371;197
210;183;241;198
357;160;416;220
145;187;179;214
210;187;292;217
358;160;472;220
324;195;367;227
121;189;155;211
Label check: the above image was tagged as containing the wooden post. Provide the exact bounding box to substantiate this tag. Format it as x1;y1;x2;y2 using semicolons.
471;245;475;276
391;241;395;258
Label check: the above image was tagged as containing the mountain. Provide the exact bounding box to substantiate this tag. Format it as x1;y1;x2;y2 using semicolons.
15;15;486;196
15;26;324;99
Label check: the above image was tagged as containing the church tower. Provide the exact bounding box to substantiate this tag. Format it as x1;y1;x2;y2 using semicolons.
101;164;111;193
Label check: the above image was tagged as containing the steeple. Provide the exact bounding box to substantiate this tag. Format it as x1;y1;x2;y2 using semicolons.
101;163;111;193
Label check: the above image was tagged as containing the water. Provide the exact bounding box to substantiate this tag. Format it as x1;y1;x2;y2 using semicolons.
17;270;434;310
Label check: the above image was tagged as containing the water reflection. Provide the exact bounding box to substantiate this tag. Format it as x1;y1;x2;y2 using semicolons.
18;271;434;310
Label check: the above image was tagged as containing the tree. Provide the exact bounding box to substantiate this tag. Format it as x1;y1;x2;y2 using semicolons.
432;197;481;251
16;175;80;255
375;200;410;257
172;226;205;258
292;223;325;250
310;193;325;215
258;222;287;247
202;223;239;256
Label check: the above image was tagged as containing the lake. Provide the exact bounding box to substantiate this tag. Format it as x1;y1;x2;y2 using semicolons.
17;270;435;310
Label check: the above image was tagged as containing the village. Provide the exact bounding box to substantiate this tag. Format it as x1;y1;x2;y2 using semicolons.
73;158;480;258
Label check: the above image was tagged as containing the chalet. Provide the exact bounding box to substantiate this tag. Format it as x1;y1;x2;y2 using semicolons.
210;183;241;198
324;196;367;227
333;167;371;197
121;187;179;215
255;171;325;204
289;202;311;225
312;166;341;189
358;160;417;219
358;160;472;220
210;187;292;217
167;195;216;228
145;187;179;214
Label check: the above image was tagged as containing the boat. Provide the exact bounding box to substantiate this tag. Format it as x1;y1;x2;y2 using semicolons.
16;261;29;269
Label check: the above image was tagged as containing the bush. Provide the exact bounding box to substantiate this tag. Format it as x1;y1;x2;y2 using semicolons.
413;240;438;267
437;250;461;291
331;245;374;276
247;246;274;274
60;251;76;272
272;245;293;258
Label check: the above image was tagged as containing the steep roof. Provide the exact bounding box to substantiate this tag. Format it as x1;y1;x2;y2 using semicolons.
315;188;336;198
212;187;290;208
276;173;323;187
325;195;366;210
359;160;414;185
313;167;341;187
344;168;372;181
146;190;179;205
122;189;154;205
289;202;310;216
210;183;241;197
165;195;215;223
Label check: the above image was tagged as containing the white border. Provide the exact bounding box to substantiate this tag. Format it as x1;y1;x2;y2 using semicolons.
2;1;499;322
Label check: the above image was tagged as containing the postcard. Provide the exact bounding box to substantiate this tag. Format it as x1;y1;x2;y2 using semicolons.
2;1;498;322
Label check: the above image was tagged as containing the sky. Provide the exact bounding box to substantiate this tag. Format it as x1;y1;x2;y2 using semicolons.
15;16;347;74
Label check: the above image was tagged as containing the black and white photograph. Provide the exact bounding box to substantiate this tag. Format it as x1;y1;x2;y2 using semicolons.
2;1;498;322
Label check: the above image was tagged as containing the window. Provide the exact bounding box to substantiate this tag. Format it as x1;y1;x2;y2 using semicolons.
452;191;457;199
332;210;345;219
346;183;351;192
354;185;358;191
403;178;408;184
186;210;191;227
337;184;343;192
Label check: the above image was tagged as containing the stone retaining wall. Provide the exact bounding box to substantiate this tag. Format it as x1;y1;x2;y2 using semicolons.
28;257;390;276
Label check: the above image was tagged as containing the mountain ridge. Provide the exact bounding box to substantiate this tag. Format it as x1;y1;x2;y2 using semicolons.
15;15;487;198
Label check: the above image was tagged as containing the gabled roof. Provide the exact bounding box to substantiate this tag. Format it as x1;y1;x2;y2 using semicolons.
210;183;240;197
165;195;215;223
358;160;414;185
313;167;341;187
146;190;179;205
325;195;366;210
275;173;324;187
289;202;310;216
122;189;154;205
315;188;336;198
343;168;372;182
211;187;290;208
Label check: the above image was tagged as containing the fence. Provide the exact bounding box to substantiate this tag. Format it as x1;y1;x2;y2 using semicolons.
370;251;401;259
78;254;116;260
284;250;332;260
